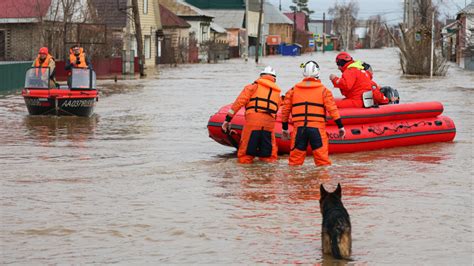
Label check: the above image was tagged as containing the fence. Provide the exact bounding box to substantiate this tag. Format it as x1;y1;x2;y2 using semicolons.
0;61;33;91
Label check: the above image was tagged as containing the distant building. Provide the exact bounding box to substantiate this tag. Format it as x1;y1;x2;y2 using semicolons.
159;4;191;64
456;1;474;70
185;0;262;57
0;0;92;61
263;2;293;55
284;11;312;52
308;19;334;51
91;0;163;68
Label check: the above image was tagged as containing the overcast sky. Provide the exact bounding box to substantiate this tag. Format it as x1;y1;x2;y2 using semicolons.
267;0;471;24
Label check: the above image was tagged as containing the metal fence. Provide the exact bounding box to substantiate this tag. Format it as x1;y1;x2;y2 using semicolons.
0;61;32;92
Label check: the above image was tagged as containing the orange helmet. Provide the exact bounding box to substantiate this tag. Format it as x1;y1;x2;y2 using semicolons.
39;47;48;55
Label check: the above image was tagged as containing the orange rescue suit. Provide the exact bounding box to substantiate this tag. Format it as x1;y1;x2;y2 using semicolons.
281;78;342;166
33;54;53;76
227;75;281;164
69;47;88;69
34;54;53;68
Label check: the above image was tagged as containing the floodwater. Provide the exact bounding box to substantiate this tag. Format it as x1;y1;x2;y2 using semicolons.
0;48;472;264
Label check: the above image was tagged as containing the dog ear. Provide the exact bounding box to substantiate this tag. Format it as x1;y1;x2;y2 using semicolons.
335;183;342;198
320;184;328;199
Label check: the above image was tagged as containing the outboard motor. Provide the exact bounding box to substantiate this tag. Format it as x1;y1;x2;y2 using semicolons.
380;86;400;104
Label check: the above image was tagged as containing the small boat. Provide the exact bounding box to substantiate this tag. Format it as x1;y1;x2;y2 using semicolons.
207;101;456;154
22;68;98;117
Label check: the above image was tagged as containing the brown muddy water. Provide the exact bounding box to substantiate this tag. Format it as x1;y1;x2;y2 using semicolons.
0;48;472;264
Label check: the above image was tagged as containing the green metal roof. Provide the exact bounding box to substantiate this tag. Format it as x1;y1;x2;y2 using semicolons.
184;0;245;10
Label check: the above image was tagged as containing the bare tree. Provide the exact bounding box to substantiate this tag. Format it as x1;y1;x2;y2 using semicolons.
329;1;359;51
387;0;447;76
366;15;386;48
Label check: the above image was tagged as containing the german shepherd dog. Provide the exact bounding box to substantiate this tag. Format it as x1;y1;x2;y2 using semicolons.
320;183;352;259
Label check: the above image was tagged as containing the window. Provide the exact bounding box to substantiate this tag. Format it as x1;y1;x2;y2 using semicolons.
0;31;5;60
202;25;209;42
143;0;148;14
144;35;151;59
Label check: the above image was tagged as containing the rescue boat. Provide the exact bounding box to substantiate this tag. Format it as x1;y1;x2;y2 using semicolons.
207;102;456;154
22;68;98;117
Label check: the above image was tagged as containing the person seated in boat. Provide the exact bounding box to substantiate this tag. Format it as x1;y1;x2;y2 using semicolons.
361;62;399;105
221;66;281;164
32;47;57;88
65;44;93;88
329;52;372;108
281;61;345;166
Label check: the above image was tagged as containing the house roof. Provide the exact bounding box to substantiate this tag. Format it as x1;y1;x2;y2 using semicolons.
160;4;191;28
90;0;127;29
0;0;51;21
205;9;244;29
161;0;213;18
210;22;226;33
263;2;293;25
457;1;474;16
184;0;245;10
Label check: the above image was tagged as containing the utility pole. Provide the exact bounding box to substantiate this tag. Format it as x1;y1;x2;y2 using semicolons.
279;0;281;11
131;0;145;76
322;12;326;53
293;10;296;44
255;0;264;63
244;0;250;61
430;11;434;78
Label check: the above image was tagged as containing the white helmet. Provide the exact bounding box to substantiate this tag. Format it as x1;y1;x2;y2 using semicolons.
303;61;320;78
260;66;276;77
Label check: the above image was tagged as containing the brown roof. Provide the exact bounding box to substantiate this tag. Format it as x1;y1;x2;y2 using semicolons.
0;0;51;19
160;4;191;28
90;0;127;29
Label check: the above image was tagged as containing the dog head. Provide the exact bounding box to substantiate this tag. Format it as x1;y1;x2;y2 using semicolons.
319;183;342;212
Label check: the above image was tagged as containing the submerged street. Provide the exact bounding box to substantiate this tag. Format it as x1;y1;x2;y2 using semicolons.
0;48;472;264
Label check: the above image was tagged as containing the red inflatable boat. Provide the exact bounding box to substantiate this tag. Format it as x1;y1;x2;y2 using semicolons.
207;102;456;154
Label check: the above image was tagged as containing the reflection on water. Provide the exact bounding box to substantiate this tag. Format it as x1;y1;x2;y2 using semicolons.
23;115;98;147
0;48;472;264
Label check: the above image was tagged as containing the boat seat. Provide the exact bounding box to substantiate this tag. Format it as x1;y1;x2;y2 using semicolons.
362;90;374;108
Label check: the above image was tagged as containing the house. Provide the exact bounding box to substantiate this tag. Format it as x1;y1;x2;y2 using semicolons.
184;0;262;57
284;11;312;52
308;19;333;51
263;1;293;55
91;0;163;69
354;20;368;49
160;0;213;44
441;19;458;62
455;1;474;70
159;0;227;62
0;0;93;61
159;4;191;64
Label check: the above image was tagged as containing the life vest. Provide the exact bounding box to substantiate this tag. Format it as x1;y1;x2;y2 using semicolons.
245;78;281;117
69;47;88;69
34;54;53;76
291;79;326;124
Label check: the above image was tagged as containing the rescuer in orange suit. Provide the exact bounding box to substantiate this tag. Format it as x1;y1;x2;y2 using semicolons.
32;47;56;87
65;44;93;87
281;61;345;166
329;52;372;108
221;66;281;164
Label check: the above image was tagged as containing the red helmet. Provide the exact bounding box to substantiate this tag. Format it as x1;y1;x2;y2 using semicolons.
336;52;352;62
39;47;48;55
